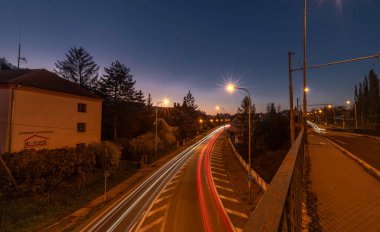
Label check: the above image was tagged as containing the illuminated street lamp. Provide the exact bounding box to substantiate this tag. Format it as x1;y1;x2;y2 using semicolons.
216;105;226;113
226;83;253;201
155;98;169;157
328;104;336;126
345;100;358;129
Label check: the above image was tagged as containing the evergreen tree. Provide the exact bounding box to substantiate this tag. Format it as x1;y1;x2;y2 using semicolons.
183;90;198;111
368;70;380;116
0;57;15;70
147;93;153;108
54;47;99;89
98;60;136;103
354;69;380;127
236;96;255;157
135;90;146;105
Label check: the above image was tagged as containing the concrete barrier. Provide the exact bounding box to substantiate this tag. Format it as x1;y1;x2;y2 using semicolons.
227;138;268;191
244;129;305;232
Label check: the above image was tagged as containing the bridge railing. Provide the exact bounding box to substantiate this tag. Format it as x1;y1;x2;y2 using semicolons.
244;129;305;232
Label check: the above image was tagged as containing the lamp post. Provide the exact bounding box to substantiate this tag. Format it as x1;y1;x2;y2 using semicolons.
216;105;227;123
216;105;226;114
328;104;336;126
155;98;169;158
226;83;253;201
199;119;203;130
354;102;358;130
288;52;295;143
303;0;308;141
343;100;350;129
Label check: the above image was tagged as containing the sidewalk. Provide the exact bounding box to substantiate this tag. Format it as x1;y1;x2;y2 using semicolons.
306;132;380;232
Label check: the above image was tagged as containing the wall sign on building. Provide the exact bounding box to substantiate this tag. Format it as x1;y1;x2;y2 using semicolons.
24;135;49;149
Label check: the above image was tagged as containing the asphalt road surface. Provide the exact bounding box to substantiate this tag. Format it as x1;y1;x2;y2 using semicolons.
321;131;380;171
80;126;245;232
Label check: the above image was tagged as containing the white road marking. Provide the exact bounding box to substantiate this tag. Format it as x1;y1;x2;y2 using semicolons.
213;177;230;184
161;186;175;194
160;203;170;232
155;194;172;204
211;166;225;172
215;185;234;192
212;156;223;162
212;171;228;177
167;179;179;186
147;204;168;217
211;162;225;168
219;194;240;203
211;158;224;164
225;208;248;218
91;128;225;232
139;217;164;232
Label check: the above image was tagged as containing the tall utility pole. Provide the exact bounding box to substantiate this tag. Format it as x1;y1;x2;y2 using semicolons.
17;43;21;69
155;103;161;158
303;0;308;142
355;103;358;130
288;52;295;143
17;40;27;69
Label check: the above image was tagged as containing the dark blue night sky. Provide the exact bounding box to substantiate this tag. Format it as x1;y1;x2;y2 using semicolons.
1;0;379;114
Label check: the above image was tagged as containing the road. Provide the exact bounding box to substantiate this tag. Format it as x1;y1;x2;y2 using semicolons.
321;131;380;171
81;126;249;232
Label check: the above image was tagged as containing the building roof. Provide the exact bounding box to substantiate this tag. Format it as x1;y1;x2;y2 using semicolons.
0;69;100;99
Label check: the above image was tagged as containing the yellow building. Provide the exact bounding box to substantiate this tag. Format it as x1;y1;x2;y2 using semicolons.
0;69;102;153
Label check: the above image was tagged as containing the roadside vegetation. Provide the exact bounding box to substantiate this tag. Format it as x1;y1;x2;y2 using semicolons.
0;142;124;231
229;98;290;183
0;47;227;231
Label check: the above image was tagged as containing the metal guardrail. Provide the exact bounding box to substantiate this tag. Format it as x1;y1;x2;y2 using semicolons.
244;129;305;232
227;137;268;191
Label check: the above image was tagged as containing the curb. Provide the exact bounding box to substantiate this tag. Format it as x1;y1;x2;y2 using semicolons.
340;132;380;141
320;135;380;180
227;138;268;191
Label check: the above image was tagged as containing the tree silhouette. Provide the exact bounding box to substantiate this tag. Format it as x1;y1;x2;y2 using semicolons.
54;47;99;89
98;60;136;103
354;69;380;127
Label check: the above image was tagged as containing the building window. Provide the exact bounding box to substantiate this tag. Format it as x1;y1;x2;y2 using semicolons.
76;143;85;149
77;123;86;132
78;103;87;113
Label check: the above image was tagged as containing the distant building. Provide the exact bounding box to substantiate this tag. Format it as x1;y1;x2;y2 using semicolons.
0;69;102;153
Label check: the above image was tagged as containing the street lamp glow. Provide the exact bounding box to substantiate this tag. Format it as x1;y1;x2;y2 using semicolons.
216;106;220;111
304;87;310;93
199;119;203;123
224;83;253;201
346;100;351;105
319;110;322;113
163;98;169;106
328;104;332;109
155;97;170;157
226;83;235;93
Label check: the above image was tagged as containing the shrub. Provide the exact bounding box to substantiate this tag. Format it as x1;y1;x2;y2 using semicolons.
1;141;121;196
87;141;121;169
